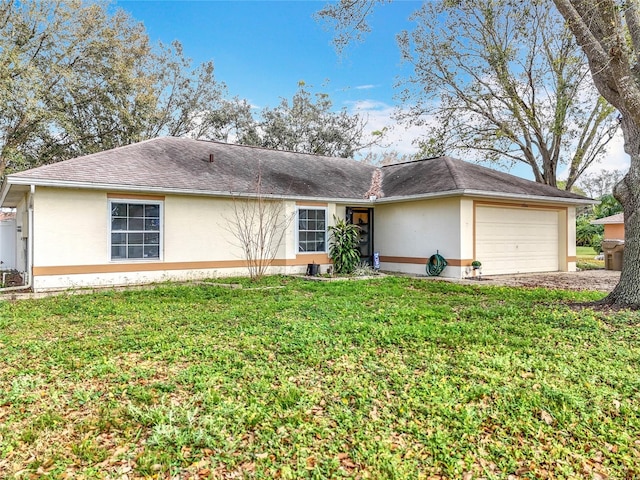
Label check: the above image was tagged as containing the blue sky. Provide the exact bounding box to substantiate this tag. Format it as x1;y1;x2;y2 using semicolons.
115;1;424;153
114;0;628;181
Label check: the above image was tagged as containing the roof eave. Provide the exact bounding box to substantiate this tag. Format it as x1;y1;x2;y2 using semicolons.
4;177;595;207
374;189;595;205
4;177;374;205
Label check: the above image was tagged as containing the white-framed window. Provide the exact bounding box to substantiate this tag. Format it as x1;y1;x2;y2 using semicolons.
297;207;327;253
109;200;162;260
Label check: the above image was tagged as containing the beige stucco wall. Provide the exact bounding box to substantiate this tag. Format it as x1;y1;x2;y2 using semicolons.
34;188;107;267
28;188;334;290
19;187;580;290
163;195;296;263
374;197;465;277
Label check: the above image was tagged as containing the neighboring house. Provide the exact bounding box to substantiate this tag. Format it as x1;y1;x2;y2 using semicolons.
592;212;625;240
0;211;17;271
592;212;625;271
0;137;592;291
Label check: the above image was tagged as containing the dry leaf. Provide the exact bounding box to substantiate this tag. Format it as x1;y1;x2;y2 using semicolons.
540;409;554;425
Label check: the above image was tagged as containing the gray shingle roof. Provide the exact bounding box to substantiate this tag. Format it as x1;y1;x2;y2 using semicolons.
7;137;375;199
3;137;591;204
381;156;588;201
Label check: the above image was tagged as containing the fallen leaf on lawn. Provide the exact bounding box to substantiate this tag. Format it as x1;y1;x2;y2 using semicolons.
369;406;379;420
540;409;554;425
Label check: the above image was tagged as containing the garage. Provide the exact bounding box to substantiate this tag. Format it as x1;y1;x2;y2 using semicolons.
475;205;559;275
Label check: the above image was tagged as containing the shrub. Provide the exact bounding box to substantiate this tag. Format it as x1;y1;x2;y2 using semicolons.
328;216;361;274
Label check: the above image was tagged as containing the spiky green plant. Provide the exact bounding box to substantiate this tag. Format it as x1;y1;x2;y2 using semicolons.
328;216;361;274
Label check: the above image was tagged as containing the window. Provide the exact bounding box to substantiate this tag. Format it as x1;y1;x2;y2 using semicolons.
110;200;162;260
297;208;327;253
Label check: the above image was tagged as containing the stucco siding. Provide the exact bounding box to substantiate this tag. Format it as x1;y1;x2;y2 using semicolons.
375;198;461;258
28;189;332;290
34;188;107;267
375;197;463;277
604;223;624;239
163;196;295;263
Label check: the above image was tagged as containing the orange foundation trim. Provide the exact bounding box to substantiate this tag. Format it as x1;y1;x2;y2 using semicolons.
294;253;331;264
107;193;165;201
379;256;467;267
567;256;577;262
33;256;332;276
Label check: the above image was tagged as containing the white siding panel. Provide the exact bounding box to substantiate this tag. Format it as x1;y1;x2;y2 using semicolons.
476;206;559;275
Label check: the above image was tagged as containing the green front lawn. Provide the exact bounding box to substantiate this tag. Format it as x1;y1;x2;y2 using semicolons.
1;277;639;478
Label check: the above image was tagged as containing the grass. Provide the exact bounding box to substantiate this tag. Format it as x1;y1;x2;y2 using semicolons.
576;246;605;270
1;276;639;479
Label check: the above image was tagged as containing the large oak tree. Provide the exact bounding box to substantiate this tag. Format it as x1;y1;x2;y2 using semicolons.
0;0;227;178
318;0;619;189
553;0;640;306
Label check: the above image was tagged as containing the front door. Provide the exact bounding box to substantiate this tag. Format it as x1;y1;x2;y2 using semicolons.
347;207;374;264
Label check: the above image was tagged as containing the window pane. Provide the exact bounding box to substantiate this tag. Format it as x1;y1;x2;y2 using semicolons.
128;218;144;230
144;246;160;258
145;204;160;217
144;233;160;244
112;218;127;231
128;246;143;258
112;203;127;217
145;218;160;231
111;233;126;245
111;246;126;259
298;208;326;253
129;204;144;218
129;233;143;244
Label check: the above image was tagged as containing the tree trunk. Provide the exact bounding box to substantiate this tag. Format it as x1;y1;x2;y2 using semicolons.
602;114;640;306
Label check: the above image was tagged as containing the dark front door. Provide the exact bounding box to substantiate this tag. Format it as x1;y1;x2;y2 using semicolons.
347;207;374;264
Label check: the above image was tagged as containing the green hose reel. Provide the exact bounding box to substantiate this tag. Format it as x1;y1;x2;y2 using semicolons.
426;251;448;276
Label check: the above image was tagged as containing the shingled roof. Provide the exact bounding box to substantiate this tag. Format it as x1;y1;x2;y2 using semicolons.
4;137;375;200
381;156;588;201
1;137;591;205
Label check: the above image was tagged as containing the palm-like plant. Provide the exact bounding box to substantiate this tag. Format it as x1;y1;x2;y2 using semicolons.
328;216;361;274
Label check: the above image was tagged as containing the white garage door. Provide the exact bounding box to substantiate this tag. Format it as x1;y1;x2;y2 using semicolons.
476;206;559;275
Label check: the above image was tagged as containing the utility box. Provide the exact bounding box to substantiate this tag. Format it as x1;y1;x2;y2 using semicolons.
602;239;624;271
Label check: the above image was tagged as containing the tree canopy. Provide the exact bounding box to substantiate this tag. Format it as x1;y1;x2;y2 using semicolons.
318;0;619;189
0;0;229;178
1;1;378;180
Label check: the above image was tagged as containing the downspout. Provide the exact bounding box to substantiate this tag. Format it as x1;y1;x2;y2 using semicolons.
0;184;34;292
